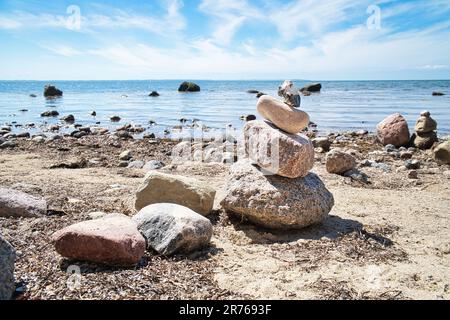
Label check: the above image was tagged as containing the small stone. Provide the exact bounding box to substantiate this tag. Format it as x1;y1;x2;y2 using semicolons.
118;161;129;168
312;137;331;152
133;203;213;256
240;114;257;122
149;91;160;97
143;160;165;171
127;160;145;169
432;91;445;96
408;170;418;179
60;115;75;123
384;144;397;152
119;150;132;161
400;151;413;159
405;159;421;170
0;141;16;149
110;116;121;122
41;110;59;117
326;150;357;175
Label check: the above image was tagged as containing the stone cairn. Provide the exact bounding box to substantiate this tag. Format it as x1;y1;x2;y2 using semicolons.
221;81;334;230
411;111;438;150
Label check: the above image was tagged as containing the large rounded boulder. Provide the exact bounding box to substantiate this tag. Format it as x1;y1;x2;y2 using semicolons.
178;82;200;92
377;113;410;147
244;120;314;178
133;203;213;256
220;160;334;229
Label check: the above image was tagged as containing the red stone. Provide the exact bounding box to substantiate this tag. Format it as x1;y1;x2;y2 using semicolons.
51;216;146;266
377;113;410;147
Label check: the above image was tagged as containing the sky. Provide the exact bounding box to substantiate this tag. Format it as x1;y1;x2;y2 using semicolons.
0;0;449;80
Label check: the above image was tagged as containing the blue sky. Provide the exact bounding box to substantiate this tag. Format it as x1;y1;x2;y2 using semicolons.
0;0;449;80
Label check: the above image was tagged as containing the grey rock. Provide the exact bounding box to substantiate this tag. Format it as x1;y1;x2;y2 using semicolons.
0;141;16;149
433;141;450;165
143;160;165;171
127;160;145;169
135;171;216;216
133;203;213;256
221;160;334;229
41;110;59;117
405;159;421;170
43;85;63;98
0;188;47;218
60;115;75;123
0;236;15;300
119;150;132;161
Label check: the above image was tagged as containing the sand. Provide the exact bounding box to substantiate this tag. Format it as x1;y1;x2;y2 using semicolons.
0;134;449;300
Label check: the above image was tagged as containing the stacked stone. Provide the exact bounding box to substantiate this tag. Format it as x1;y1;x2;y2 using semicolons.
411;111;438;150
221;81;334;230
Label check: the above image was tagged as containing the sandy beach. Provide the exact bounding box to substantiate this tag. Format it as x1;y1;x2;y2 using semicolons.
1;131;449;300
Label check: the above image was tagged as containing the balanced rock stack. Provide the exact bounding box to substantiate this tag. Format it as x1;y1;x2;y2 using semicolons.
221;81;334;229
411;111;438;150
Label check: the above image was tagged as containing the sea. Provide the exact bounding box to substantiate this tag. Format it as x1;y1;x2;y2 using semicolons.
0;80;449;138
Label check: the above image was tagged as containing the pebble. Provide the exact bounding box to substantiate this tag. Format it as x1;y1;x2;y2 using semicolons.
408;170;419;179
0;141;16;149
127;160;145;169
143;160;165;171
119;150;132;161
405;159;421;170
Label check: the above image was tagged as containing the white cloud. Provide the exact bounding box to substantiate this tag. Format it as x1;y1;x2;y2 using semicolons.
41;45;82;57
199;0;263;45
0;0;185;35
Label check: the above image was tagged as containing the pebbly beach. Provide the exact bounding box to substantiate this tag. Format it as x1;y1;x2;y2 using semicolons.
1;80;450;301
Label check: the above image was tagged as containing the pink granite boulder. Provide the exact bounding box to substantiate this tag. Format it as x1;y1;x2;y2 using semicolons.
377;113;410;147
51;215;146;266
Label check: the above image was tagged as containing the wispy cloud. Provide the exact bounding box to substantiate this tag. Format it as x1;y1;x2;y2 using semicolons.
199;0;263;45
0;0;185;35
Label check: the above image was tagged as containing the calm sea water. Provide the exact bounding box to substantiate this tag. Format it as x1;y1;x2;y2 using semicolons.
0;80;449;137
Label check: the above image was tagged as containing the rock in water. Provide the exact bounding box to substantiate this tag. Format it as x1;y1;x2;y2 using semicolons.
244;120;314;179
221;160;334;229
41;110;59;117
178;82;200;92
43;85;63;98
377;113;410;147
432;91;445;96
0;236;15;300
433;141;450;165
300;83;322;93
133;203;213;256
134;171;216;216
325;150;357;175
278;80;301;109
257;95;310;134
51;215;146;266
415;111;437;134
149;91;160;97
0;188;47;218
